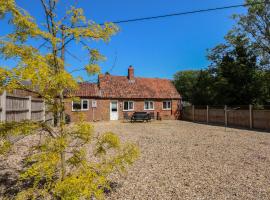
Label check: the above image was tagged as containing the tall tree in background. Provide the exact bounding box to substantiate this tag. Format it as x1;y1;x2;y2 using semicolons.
233;0;270;69
233;0;270;104
209;34;262;105
0;0;139;199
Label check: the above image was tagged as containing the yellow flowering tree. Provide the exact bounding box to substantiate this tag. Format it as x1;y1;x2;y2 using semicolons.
0;0;139;199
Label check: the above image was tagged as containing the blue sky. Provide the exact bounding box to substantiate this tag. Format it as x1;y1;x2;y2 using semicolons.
0;0;246;80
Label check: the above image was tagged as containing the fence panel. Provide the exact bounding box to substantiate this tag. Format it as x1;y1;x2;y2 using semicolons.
194;109;207;122
6;94;29;122
0;91;53;123
31;98;44;122
227;109;250;128
182;105;270;131
253;110;270;130
209;108;225;125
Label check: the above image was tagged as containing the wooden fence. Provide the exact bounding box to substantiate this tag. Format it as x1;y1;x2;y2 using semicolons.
182;105;270;131
0;91;53;123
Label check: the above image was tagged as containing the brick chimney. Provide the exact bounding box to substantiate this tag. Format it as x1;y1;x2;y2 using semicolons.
128;65;134;80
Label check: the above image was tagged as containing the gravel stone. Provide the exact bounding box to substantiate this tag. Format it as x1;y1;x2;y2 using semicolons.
1;120;270;200
93;120;270;200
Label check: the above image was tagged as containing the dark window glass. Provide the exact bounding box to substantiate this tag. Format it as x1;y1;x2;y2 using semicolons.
163;102;167;109
124;101;134;110
124;101;129;110
129;102;134;110
82;100;88;110
163;101;171;109
144;102;149;109
145;101;154;110
73;101;81;111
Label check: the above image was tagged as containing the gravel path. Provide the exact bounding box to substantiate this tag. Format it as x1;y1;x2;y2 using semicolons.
94;120;270;200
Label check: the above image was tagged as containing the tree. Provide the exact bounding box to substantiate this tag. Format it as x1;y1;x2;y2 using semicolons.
173;70;215;105
191;70;215;105
209;34;263;105
173;1;269;106
207;0;270;105
0;0;139;199
233;0;270;69
173;70;200;102
233;0;270;104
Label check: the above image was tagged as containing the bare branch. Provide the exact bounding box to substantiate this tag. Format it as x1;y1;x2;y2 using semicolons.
40;0;52;34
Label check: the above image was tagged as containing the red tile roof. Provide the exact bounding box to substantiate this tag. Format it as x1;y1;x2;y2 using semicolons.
75;75;181;99
99;75;181;99
73;82;100;97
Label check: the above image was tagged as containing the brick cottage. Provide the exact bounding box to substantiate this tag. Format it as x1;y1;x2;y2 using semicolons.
65;66;181;122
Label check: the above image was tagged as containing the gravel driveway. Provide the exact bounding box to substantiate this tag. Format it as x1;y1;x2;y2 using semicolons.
94;120;270;200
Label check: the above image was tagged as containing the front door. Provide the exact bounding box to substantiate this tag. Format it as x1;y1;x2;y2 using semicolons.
110;101;118;120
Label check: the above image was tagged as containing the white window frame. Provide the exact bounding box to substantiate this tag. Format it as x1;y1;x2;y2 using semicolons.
144;101;154;110
72;99;89;111
162;101;172;110
123;101;134;111
81;99;89;111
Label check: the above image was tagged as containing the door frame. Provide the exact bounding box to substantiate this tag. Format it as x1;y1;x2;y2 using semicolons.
110;100;119;120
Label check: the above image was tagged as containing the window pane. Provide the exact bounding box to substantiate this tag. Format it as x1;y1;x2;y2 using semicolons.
145;102;148;109
150;102;153;109
73;102;81;110
124;102;128;110
163;101;171;109
129;102;133;110
82;100;88;109
163;102;167;109
111;102;117;111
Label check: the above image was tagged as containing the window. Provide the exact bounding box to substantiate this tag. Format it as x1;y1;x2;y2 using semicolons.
144;101;154;110
111;101;118;112
163;101;172;110
72;99;89;111
82;100;89;110
72;101;81;111
123;101;134;111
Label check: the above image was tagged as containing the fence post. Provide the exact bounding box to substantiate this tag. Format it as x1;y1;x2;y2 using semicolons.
192;105;195;121
224;105;228;127
27;96;32;120
0;90;6;122
249;104;253;129
206;105;209;124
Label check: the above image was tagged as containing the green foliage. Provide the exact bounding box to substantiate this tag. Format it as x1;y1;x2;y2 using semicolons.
191;70;215;105
0;139;11;155
0;0;139;199
233;0;270;69
14;122;139;200
210;34;263;105
174;34;266;105
95;132;120;156
0;121;39;137
174;1;270;105
0;121;40;155
85;64;101;76
173;70;200;102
